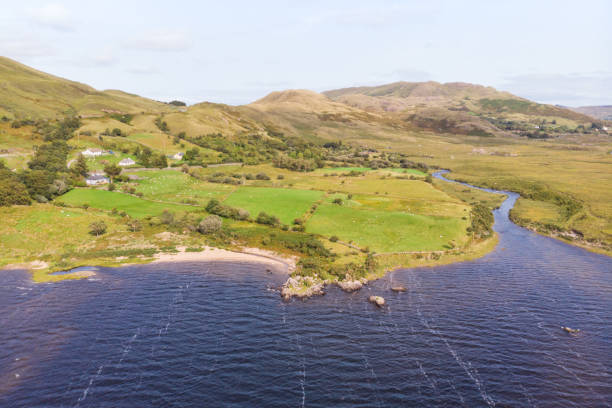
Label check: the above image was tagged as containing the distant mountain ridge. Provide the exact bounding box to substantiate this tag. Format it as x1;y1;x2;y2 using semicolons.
0;56;601;141
567;105;612;121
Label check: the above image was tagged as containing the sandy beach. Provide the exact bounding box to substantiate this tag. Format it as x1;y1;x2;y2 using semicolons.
152;246;297;273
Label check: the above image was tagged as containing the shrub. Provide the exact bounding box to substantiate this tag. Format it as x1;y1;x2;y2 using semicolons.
329;235;339;242
277;174;285;180
127;219;143;232
256;211;279;226
160;210;175;225
206;199;249;220
198;215;223;234
89;221;107;236
333;198;343;205
255;172;270;180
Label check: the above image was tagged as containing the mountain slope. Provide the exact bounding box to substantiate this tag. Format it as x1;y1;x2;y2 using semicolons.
569;105;612;121
0;57;170;119
324;81;596;137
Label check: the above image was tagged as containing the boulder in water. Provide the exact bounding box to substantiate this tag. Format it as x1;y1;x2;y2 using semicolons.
391;286;406;292
369;295;385;307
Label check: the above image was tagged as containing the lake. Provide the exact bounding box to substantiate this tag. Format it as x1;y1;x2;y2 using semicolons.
1;174;610;407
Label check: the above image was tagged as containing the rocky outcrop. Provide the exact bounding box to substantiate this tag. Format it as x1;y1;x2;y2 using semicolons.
281;276;325;300
337;277;368;292
369;295;385;307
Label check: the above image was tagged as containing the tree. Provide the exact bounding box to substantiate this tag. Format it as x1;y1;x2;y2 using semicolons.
151;153;168;168
89;221;107;236
72;154;88;177
126;218;143;232
198;215;222;234
0;167;31;206
160;210;175;225
28;141;70;173
103;163;122;183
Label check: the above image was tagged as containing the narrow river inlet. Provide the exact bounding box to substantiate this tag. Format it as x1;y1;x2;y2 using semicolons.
1;174;611;407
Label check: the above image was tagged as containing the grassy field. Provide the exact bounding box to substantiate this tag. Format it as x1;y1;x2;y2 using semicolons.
306;200;468;253
57;188;198;218
129;170;235;203
224;186;324;224
0;205;119;267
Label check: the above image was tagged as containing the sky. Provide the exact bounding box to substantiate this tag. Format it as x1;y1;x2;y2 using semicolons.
1;0;610;106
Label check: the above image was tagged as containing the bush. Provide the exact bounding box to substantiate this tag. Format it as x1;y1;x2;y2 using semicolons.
333;198;343;205
89;221;107;236
198;215;223;234
206;199;249;220
329;235;339;242
160;210;175;225
256;211;280;226
277;174;285;180
126;219;143;232
255;172;270;180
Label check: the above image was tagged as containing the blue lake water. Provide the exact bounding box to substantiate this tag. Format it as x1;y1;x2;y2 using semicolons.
1;174;611;407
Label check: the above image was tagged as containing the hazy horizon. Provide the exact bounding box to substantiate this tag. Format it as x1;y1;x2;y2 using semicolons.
1;1;610;106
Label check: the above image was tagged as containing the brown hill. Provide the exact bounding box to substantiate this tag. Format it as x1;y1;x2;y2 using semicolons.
0;56;170;119
568;105;612;121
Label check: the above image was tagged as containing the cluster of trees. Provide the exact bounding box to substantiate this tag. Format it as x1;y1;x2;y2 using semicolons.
133;146;168;168
273;154;320;172
467;203;494;240
154;117;169;132
109;113;133;124
1;117;82;206
100;128;125;137
205;199;250;220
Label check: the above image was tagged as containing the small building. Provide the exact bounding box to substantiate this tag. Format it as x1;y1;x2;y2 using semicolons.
86;174;109;185
118;158;136;167
82;148;106;157
172;152;184;160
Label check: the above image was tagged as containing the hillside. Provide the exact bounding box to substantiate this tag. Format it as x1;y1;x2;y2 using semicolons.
0;57;170;119
324;81;596;137
569;105;612;121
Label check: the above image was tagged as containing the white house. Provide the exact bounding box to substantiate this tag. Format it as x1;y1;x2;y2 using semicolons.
172;152;184;160
118;157;136;166
86;174;109;185
81;148;106;157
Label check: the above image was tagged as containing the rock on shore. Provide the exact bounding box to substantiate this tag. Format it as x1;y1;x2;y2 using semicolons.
281;276;325;300
337;277;368;292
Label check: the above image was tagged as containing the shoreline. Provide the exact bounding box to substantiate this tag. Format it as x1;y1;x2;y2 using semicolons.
151;246;297;272
2;246;298;283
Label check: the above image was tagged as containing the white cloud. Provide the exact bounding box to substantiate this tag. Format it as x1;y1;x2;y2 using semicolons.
126;66;158;75
125;30;192;52
26;3;74;31
0;35;56;57
89;50;117;67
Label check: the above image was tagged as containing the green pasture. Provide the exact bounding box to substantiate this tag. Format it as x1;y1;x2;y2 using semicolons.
306;202;468;253
224;187;324;224
57;188;197;218
129;170;235;203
